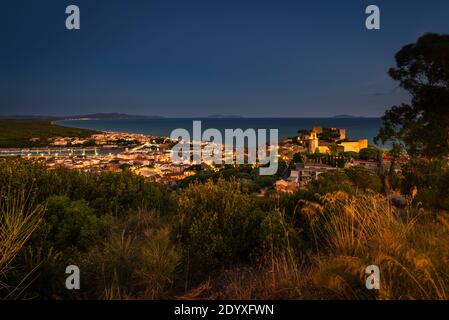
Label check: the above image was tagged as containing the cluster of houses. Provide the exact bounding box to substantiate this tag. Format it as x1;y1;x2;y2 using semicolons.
45;155;117;171
275;158;390;194
275;162;336;193
274;127;391;194
48;132;156;147
38;148;197;184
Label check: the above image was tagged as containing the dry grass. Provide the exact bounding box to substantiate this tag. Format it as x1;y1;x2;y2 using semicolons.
185;192;449;300
80;209;181;300
306;191;449;299
0;187;45;299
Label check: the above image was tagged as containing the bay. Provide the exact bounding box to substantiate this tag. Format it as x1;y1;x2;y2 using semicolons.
57;118;383;145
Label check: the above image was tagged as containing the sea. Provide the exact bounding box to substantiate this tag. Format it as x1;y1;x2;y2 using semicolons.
57;118;384;146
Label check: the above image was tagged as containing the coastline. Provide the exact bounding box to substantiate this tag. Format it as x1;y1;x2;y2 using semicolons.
56;117;384;145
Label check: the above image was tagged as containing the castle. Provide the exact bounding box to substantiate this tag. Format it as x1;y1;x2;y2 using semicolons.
300;127;368;154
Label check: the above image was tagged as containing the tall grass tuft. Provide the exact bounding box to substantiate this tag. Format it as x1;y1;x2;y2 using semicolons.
79;209;180;299
0;187;45;299
301;191;449;299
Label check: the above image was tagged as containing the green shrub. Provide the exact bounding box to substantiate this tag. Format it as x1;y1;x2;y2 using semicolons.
401;159;449;210
79;210;180;299
307;170;355;195
0;158;172;216
359;147;381;160
40;195;112;251
260;209;299;253
177;179;267;277
344;166;382;192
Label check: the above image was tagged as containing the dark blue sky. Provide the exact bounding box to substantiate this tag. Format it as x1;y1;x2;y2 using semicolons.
1;0;449;117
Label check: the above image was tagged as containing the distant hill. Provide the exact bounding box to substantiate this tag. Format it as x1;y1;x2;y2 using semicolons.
0;113;165;120
206;114;244;119
0;119;98;148
0;115;58;119
66;113;165;120
333;115;364;119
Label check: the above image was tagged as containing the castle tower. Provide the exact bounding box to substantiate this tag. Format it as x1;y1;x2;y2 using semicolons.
308;131;319;153
339;128;346;140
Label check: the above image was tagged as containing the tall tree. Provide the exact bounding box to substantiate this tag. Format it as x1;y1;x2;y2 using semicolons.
375;33;449;158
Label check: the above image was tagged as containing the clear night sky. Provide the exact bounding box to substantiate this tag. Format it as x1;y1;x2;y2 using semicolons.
1;0;449;117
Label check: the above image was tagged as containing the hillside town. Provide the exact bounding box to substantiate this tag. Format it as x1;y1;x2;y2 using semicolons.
0;127;399;188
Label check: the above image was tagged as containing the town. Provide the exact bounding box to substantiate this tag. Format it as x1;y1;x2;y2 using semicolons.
0;126;400;191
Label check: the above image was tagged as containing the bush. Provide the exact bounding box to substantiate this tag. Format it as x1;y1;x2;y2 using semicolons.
177;179;268;278
0;158;172;216
401;159;449;210
78;210;180;299
359;147;380;160
344;166;382;192
39;195;112;251
260;209;299;253
292;153;304;164
307;170;355;195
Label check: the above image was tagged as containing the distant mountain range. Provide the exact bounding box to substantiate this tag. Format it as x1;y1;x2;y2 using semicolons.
332;115;365;119
0;113;370;120
67;113;367;119
70;113;244;119
0;113;165;120
0;115;54;119
205;114;244;119
65;113;165;120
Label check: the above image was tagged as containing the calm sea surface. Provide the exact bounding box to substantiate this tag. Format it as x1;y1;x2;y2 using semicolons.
58;118;383;145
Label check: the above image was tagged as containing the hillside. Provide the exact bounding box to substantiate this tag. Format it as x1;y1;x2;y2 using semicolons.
0;119;99;148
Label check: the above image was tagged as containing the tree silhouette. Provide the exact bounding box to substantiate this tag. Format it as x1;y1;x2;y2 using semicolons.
375;33;449;158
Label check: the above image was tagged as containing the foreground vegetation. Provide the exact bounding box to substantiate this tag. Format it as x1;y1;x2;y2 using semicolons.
1;157;448;300
0;119;98;148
